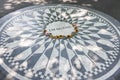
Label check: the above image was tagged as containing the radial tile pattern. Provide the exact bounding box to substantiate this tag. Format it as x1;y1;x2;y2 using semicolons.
0;5;120;80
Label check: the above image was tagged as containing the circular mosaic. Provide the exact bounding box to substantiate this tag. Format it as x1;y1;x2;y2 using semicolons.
0;5;120;80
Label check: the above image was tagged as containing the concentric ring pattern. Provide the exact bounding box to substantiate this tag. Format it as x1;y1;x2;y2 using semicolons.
0;5;120;80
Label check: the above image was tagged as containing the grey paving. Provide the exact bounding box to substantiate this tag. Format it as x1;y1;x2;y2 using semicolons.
0;0;120;21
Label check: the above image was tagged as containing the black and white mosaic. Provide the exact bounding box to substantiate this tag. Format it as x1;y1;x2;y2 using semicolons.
0;5;120;80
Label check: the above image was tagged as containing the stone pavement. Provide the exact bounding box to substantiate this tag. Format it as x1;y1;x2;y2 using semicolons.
0;0;120;21
0;0;120;80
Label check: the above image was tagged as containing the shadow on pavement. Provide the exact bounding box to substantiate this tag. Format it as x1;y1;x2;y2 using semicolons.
0;0;120;21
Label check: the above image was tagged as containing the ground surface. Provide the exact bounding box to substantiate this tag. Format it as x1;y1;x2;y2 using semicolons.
0;0;120;80
0;0;120;21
